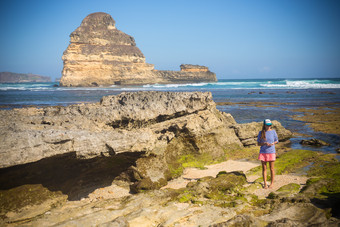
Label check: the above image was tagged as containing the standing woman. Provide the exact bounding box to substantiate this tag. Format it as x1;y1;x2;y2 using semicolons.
257;119;278;189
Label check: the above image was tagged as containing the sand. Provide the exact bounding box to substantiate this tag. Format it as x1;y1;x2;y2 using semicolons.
162;160;259;189
86;159;308;200
162;160;308;198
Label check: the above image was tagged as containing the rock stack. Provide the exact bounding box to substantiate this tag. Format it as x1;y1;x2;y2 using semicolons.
60;12;156;87
60;12;217;86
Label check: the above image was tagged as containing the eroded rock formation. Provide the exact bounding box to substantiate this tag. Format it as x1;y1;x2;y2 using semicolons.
60;12;217;86
0;91;291;193
180;64;209;72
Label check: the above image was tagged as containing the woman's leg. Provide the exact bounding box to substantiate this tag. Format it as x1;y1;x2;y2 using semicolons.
261;161;268;189
269;161;275;188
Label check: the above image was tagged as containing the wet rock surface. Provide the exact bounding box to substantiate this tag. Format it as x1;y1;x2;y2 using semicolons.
2;166;338;226
300;138;330;146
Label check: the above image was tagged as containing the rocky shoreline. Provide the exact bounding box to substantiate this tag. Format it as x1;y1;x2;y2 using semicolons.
1;91;339;226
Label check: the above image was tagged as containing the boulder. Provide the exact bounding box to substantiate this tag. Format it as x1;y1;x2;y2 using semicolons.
261;203;331;226
232;121;292;147
276;183;301;196
299;138;330;146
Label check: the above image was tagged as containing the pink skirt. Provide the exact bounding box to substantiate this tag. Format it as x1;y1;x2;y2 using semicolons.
258;153;276;162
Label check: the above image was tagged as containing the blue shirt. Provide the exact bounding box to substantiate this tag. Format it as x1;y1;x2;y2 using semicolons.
257;130;279;154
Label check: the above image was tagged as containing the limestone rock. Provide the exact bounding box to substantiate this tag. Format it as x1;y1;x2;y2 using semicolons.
0;91;291;191
299;138;330;146
261;203;331;226
214;215;265;226
60;12;154;87
232;120;292;147
0;184;67;222
0;91;241;192
180;64;209;72
152;69;217;85
2;181;339;227
0;91;213;167
60;12;217;86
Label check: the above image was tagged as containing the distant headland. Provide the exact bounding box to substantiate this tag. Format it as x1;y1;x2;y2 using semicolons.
60;12;217;87
0;72;51;83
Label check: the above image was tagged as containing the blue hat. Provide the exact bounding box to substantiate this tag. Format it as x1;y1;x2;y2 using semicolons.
264;119;272;126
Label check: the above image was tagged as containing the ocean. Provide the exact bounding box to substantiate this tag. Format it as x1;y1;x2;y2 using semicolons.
1;78;340;155
1;78;340;107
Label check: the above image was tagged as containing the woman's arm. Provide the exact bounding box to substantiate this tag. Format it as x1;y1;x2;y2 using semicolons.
258;141;271;146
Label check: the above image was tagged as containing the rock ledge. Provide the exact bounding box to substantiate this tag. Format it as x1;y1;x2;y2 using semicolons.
0;91;292;190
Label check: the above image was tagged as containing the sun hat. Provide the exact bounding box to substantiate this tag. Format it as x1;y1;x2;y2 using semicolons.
264;119;272;126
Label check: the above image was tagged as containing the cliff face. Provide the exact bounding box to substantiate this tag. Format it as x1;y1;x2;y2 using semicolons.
60;12;217;86
60;12;156;87
0;72;51;83
180;64;209;72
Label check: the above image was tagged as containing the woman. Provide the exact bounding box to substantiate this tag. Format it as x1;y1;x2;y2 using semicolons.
257;119;278;189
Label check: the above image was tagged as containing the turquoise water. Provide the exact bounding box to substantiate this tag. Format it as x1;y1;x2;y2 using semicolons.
1;78;340;106
1;78;340;154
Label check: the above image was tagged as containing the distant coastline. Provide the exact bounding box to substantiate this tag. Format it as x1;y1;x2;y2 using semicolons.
0;72;51;83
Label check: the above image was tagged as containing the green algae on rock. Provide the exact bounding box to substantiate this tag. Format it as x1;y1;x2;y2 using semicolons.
276;183;301;196
175;171;247;207
290;107;340;135
0;184;67;223
247;149;325;177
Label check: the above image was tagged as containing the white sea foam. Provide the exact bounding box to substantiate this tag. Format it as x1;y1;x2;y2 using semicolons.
0;86;31;91
143;82;209;88
260;80;340;89
1;79;339;91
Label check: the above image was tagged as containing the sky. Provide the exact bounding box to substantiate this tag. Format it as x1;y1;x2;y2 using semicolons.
0;0;340;80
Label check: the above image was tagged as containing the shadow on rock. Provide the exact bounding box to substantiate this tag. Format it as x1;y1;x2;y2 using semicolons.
0;152;143;201
311;193;340;219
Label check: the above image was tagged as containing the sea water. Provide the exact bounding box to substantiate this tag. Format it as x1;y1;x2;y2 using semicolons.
1;78;340;154
1;78;340;107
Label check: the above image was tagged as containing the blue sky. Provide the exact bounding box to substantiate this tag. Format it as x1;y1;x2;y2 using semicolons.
0;0;339;80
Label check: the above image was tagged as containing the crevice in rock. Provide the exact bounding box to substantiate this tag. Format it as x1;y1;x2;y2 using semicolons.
0;152;144;201
185;137;200;153
107;110;194;130
105;143;116;156
158;125;182;136
46;139;72;145
41;120;52;125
